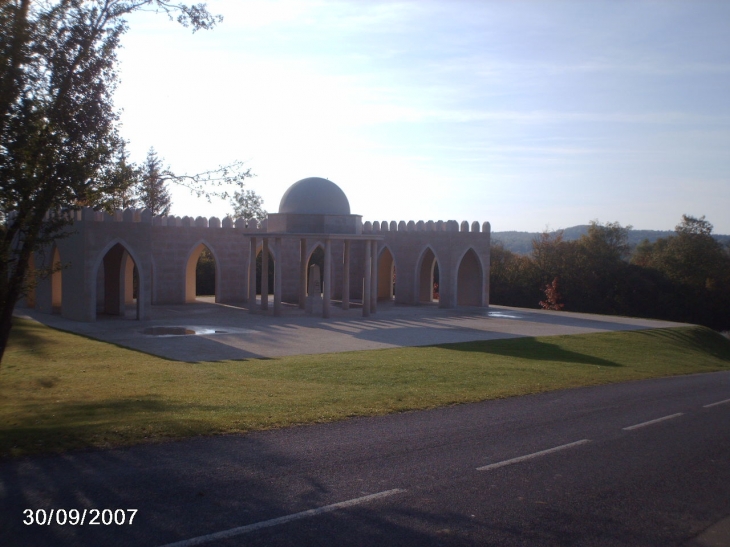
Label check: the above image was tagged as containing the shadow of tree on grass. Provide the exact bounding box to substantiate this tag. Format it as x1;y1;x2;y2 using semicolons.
0;396;223;458
7;318;52;356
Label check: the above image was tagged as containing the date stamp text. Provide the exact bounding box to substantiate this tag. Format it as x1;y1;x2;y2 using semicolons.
23;508;137;526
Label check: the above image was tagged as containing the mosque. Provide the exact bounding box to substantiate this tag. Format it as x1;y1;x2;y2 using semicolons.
25;177;491;321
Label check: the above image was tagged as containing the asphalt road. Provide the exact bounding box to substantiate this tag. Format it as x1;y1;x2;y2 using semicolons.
2;371;729;547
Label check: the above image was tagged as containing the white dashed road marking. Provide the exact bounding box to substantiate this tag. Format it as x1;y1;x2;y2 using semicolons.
477;439;591;472
703;398;730;408
622;413;684;431
158;401;716;546
157;489;406;547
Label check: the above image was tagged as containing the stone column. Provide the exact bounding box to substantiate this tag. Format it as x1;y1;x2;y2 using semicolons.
299;238;307;309
261;237;269;311
248;237;257;312
342;240;350;311
363;240;371;317
274;237;282;316
370;239;378;313
323;239;332;318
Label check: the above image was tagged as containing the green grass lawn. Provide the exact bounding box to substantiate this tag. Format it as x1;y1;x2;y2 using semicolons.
1;317;730;459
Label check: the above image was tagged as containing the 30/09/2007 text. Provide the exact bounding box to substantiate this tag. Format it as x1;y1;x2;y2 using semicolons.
23;508;138;526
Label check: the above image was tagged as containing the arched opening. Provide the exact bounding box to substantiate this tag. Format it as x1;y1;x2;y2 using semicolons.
256;247;275;296
306;245;325;296
457;248;483;306
378;247;396;301
96;243;139;316
186;243;218;303
24;254;37;308
51;246;62;313
417;248;439;303
124;253;136;305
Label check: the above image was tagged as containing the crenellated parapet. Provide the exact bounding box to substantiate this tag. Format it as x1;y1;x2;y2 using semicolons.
71;207;268;232
44;208;491;237
363;219;490;234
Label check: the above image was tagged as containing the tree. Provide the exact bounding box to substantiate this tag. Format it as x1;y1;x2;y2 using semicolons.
99;141;139;211
579;221;631;263
539;277;564;311
629;214;730;328
0;1;250;364
676;214;713;236
637;214;725;288
231;188;266;221
137;147;171;215
489;241;539;308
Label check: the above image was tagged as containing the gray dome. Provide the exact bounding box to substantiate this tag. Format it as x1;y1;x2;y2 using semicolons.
278;177;351;215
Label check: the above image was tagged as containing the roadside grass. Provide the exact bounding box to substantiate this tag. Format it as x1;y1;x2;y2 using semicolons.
2;318;730;459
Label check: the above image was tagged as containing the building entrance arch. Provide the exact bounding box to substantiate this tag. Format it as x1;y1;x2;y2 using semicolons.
377;247;396;300
306;244;325;296
256;245;275;296
186;242;219;303
456;248;483;306
96;242;139;317
416;247;439;303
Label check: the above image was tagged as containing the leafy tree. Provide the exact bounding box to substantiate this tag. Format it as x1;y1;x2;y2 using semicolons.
636;215;726;289
489;241;539;307
539;277;564;310
137;147;171;215
630;215;730;328
231;188;266;222
676;214;713;236
531;229;570;286
579;221;631;262
492;215;729;330
0;1;251;364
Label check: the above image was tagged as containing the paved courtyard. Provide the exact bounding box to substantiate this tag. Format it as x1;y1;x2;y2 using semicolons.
15;300;688;362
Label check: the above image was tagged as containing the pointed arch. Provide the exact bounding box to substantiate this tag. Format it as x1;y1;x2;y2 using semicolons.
91;238;144;318
306;242;325;296
185;240;221;303
415;245;440;303
456;247;484;306
377;245;396;300
305;240;325;262
124;252;135;305
255;242;276;296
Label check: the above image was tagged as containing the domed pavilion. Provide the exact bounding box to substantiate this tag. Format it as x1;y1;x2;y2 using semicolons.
25;177;490;321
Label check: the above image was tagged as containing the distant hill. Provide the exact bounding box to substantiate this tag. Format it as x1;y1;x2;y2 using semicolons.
492;225;730;255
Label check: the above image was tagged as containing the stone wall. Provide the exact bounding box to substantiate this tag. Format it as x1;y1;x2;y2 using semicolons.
29;207;490;321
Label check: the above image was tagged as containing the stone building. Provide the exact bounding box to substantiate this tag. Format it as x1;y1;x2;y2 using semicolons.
25;177;491;321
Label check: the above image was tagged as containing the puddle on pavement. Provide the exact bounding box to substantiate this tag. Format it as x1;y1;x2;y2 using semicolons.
487;312;523;319
142;326;229;337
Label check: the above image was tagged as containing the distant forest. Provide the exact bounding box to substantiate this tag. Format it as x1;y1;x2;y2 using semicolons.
490;216;730;332
493;225;730;255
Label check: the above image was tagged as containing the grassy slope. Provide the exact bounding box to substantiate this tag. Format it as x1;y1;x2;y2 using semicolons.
1;318;730;459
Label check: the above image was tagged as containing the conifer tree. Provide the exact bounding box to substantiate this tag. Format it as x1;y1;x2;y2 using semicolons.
137;147;172;215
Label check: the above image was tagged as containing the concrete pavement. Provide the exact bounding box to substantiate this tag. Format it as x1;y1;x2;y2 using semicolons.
14;301;689;361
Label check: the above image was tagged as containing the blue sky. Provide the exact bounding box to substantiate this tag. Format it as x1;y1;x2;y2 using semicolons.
114;0;730;233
